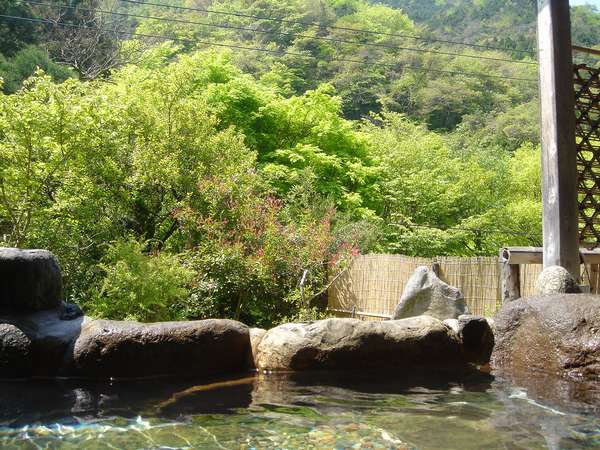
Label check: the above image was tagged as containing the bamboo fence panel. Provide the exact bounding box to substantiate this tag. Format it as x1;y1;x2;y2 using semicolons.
437;257;501;317
328;255;600;321
520;263;543;298
327;255;430;320
327;254;501;319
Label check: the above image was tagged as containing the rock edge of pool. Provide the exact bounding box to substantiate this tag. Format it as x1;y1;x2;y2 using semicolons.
1;248;600;409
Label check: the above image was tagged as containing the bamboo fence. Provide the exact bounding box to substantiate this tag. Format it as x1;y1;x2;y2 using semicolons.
327;254;596;320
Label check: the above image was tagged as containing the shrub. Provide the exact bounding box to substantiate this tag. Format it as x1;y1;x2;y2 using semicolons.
86;238;194;322
0;46;74;93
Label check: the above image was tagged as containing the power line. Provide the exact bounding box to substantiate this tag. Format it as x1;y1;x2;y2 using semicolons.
0;14;538;82
25;0;537;66
118;0;537;56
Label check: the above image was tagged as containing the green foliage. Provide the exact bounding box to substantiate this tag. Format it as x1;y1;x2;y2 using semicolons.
0;46;74;93
571;5;600;47
499;143;543;246
451;100;540;154
0;0;41;56
130;0;540;131
364;114;484;255
363;113;540;256
86;238;194;322
380;1;600;56
0;0;569;326
0;62;349;326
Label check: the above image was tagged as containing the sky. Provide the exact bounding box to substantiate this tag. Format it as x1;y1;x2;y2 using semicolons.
570;0;600;7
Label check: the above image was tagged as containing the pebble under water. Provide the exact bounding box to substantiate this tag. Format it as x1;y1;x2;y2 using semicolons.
0;370;599;449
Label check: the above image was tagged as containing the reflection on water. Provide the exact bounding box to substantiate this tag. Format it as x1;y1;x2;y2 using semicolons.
0;370;599;449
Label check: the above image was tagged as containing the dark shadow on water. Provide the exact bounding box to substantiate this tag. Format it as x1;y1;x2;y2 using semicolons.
0;372;256;427
280;367;494;393
0;368;492;427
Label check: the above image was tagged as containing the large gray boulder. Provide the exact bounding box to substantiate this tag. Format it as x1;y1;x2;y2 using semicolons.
255;315;492;371
492;294;600;379
70;318;250;378
393;266;468;320
534;265;580;295
0;248;62;311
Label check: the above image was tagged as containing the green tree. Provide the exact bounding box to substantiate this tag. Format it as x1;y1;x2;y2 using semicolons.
0;0;41;56
0;46;74;93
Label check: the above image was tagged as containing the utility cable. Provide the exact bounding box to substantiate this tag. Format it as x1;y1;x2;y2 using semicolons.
117;0;537;56
0;14;538;82
24;0;537;66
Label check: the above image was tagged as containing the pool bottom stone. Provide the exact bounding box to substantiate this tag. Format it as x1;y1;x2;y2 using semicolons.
0;371;599;450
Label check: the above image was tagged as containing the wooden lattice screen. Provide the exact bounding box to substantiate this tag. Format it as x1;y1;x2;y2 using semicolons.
574;64;600;247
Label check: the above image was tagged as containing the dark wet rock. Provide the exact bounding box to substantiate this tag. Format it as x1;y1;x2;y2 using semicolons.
0;323;32;377
0;248;62;311
492;294;600;379
392;266;468;320
0;306;85;377
255;316;489;371
458;315;494;365
59;301;84;321
0;308;251;379
71;319;250;378
534;266;580;295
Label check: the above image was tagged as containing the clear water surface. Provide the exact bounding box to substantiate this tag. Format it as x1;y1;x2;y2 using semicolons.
1;369;599;449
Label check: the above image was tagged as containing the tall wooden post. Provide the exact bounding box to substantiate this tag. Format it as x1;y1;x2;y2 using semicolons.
537;0;580;280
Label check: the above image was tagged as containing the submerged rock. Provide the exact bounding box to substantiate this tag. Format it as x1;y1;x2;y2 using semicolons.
71;319;250;378
392;266;468;320
0;248;62;311
534;266;580;295
255;315;492;371
492;294;600;379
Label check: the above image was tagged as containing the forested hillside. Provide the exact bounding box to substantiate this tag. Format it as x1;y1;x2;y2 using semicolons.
0;0;598;325
384;1;600;53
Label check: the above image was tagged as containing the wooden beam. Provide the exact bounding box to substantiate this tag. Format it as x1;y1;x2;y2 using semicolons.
537;0;580;280
501;247;544;265
326;308;391;320
501;247;600;265
572;45;600;57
